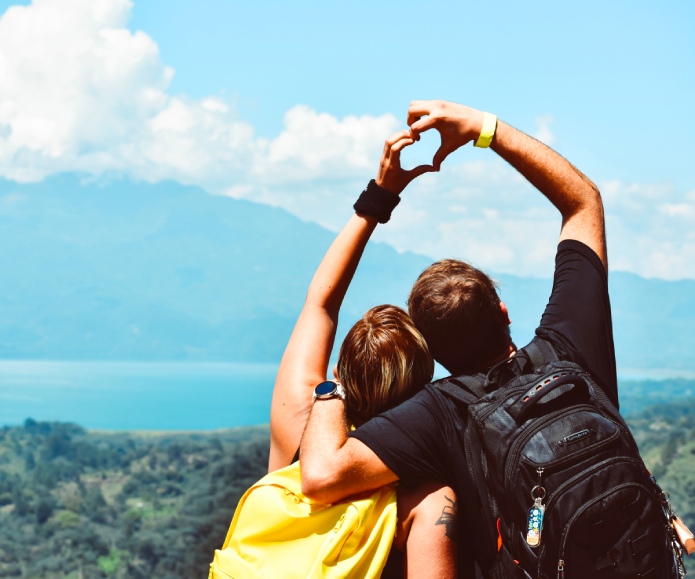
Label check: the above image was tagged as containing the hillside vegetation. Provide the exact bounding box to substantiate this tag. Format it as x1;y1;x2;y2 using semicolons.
1;399;694;578
628;399;695;527
0;421;269;578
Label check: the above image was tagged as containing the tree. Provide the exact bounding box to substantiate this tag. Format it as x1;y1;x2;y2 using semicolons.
36;497;54;525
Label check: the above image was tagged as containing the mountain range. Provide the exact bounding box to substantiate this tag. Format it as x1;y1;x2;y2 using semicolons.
1;174;694;373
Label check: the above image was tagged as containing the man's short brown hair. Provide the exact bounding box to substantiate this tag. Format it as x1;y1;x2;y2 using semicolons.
407;259;510;375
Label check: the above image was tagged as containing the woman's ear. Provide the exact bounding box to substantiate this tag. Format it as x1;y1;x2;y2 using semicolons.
333;364;339;380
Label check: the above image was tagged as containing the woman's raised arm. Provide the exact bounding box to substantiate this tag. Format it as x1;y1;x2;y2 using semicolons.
268;130;432;471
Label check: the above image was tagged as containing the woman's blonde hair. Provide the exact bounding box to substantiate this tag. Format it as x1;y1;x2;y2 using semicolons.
337;305;434;426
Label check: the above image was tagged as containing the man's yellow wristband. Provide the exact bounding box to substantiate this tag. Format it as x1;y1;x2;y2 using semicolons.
474;112;497;148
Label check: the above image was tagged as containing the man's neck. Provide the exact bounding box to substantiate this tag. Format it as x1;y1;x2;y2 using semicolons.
486;342;518;367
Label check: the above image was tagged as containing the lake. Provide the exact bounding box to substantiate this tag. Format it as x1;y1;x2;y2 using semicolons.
0;360;278;431
2;360;693;431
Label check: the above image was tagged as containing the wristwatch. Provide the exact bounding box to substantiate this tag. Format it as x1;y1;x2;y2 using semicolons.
313;380;346;402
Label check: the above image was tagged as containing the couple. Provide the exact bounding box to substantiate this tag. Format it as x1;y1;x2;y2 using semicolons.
270;100;616;577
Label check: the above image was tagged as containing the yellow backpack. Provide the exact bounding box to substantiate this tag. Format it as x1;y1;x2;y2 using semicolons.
209;461;397;579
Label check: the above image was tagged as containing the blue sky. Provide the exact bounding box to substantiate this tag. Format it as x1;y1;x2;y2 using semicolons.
129;0;695;186
0;0;693;278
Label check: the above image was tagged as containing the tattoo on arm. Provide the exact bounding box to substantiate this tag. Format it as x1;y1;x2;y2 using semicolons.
435;495;458;540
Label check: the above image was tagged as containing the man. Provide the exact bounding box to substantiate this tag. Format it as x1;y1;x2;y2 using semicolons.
299;100;616;577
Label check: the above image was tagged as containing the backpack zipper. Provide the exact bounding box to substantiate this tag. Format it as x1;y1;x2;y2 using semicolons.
512;417;624;491
503;404;600;491
555;482;653;579
537;458;648;575
542;456;647;518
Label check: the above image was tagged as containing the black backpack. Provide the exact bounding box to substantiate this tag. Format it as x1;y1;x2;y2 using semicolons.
436;338;685;579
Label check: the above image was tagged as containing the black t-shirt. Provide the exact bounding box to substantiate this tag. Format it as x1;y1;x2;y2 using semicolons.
350;239;617;577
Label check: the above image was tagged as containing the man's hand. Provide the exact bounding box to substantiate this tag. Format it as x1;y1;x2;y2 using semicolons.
407;100;485;170
376;130;434;194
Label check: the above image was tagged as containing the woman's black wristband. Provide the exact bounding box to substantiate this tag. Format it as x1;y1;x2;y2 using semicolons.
353;180;400;224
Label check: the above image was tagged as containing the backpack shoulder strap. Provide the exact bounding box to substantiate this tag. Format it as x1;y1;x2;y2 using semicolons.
520;337;559;371
435;374;486;405
435;338;559;403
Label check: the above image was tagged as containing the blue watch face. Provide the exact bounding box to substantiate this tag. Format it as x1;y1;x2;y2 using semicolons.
315;380;337;396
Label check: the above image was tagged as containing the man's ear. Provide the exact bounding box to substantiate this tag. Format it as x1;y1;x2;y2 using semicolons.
499;301;511;325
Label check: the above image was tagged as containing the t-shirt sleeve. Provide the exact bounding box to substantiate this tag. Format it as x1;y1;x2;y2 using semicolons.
536;239;619;408
349;388;454;489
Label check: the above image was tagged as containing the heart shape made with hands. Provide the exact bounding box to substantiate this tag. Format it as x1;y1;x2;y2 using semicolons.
398;127;442;172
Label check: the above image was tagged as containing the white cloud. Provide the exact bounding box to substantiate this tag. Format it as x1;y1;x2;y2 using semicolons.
0;0;693;280
0;0;396;197
131;95;257;187
533;115;556;146
0;0;173;179
602;182;695;279
254;106;398;184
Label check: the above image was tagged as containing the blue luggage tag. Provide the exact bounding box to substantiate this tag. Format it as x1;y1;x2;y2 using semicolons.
526;490;546;548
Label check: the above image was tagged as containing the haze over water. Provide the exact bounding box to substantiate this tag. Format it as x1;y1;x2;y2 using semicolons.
0;360;277;431
2;360;694;431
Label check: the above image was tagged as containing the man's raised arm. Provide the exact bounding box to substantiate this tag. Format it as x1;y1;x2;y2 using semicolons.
408;101;607;271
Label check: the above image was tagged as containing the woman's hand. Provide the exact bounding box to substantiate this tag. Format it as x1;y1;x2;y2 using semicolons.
376;130;435;194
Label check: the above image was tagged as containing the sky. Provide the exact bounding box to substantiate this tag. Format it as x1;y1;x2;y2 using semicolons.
0;0;693;278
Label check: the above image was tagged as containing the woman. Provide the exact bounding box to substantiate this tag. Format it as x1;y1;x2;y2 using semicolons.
268;130;457;578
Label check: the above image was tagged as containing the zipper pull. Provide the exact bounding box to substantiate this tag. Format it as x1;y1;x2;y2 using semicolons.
557;559;565;579
526;468;547;548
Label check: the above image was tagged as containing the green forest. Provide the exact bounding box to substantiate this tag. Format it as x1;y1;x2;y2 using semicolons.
0;422;269;578
1;399;694;579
